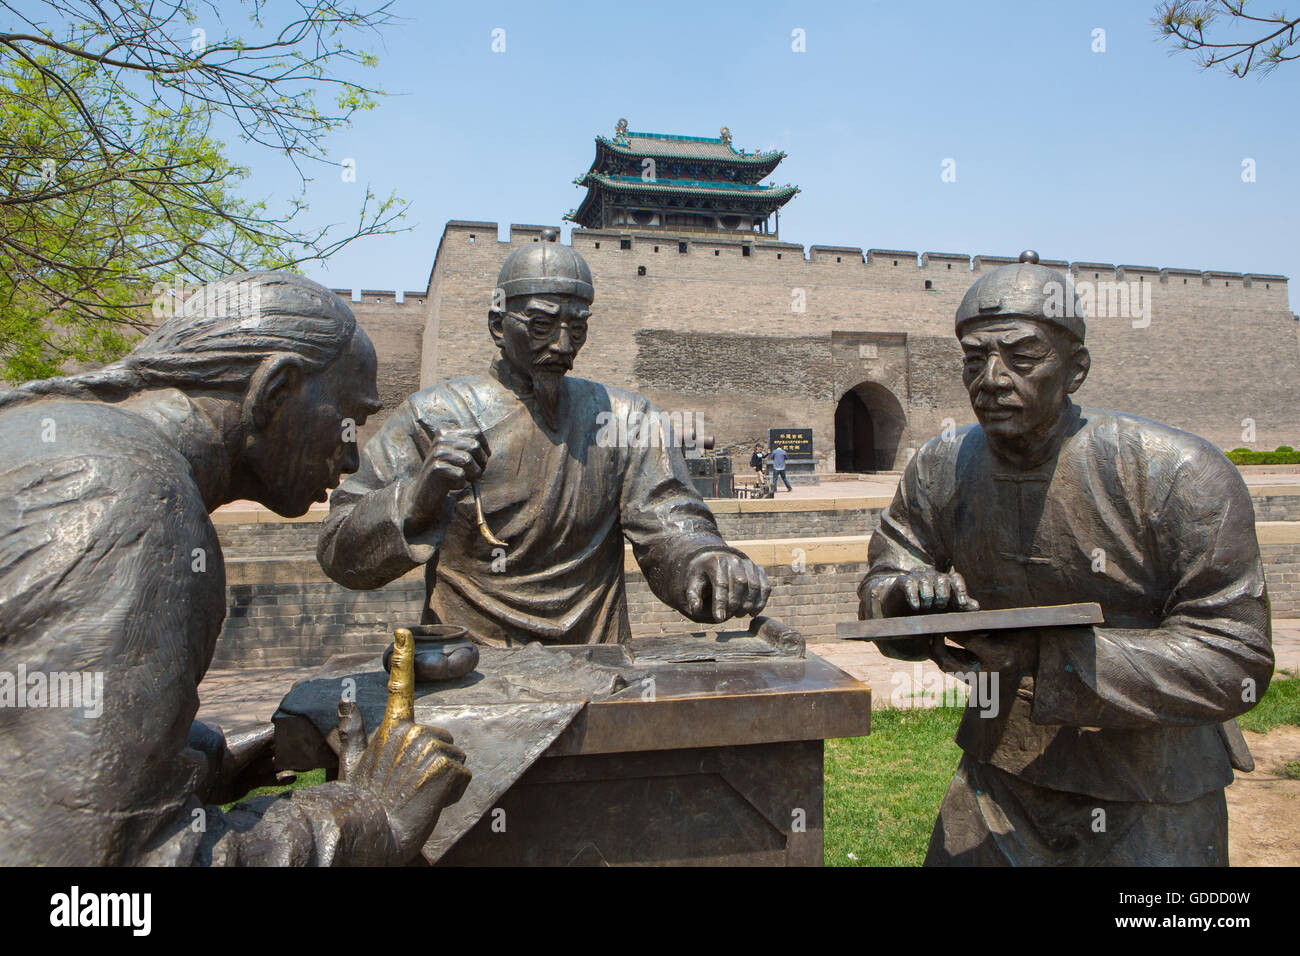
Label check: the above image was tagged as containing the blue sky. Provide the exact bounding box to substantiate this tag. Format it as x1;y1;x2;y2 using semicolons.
230;0;1299;312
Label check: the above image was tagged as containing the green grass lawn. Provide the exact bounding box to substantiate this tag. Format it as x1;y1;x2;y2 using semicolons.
825;703;964;866
1237;669;1300;734
219;767;326;812
824;670;1300;867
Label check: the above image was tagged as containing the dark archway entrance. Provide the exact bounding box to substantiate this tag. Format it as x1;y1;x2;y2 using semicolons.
834;382;906;472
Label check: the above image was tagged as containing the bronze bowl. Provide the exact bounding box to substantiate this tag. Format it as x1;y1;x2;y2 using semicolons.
381;624;479;683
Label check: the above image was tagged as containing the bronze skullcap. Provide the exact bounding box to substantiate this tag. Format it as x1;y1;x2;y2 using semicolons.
496;241;595;303
956;249;1086;342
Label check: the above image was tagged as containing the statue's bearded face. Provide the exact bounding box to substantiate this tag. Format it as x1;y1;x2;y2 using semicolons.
960;318;1088;450
495;294;591;429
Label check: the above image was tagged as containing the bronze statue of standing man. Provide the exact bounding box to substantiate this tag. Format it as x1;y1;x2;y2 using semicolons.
319;236;769;645
858;252;1273;866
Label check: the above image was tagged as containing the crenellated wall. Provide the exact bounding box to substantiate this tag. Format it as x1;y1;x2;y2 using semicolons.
346;220;1299;465
328;287;428;448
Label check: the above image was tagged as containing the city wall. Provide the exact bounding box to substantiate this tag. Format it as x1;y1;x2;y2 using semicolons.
366;221;1300;467
211;492;1300;668
226;224;1300;673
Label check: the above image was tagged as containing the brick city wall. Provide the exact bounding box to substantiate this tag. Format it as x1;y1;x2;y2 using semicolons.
213;558;870;668
1253;495;1300;522
214;506;886;558
333;289;428;449
214;494;1299;561
215;544;1300;667
396;221;1300;468
212;520;1300;667
1265;543;1300;616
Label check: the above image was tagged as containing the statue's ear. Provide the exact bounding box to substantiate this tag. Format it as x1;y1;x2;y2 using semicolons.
488;310;504;347
245;353;304;430
1066;345;1090;394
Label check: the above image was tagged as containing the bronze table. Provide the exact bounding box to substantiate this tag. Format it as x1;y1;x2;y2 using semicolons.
272;632;870;866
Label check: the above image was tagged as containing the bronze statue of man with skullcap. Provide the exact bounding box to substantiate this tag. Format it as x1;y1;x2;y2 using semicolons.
857;251;1274;866
319;234;769;646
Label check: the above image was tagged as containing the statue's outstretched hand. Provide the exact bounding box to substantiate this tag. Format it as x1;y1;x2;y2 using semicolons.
336;629;471;862
684;551;770;623
858;569;980;620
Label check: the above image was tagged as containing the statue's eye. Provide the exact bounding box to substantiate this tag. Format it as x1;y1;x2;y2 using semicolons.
529;318;553;336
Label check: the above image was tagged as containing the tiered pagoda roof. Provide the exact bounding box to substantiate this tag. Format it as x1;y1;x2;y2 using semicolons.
565;120;798;235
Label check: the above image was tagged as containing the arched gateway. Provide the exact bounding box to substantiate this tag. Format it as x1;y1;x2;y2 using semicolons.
834;381;906;472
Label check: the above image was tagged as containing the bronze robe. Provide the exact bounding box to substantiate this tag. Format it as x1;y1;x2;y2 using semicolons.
319;361;740;645
865;403;1273;865
0;394;396;865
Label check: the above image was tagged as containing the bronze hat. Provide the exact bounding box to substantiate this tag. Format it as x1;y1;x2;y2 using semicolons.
496;237;594;303
955;250;1085;342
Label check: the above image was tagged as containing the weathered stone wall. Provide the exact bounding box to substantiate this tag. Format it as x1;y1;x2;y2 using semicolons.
215;490;1300;561
337;289;427;448
1264;543;1300;616
1253;495;1300;522
213;521;1300;667
394;222;1299;468
218;576;422;668
213;558;869;667
214;507;887;557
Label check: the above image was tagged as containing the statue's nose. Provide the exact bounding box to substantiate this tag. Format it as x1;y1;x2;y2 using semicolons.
341;441;360;475
982;354;1011;388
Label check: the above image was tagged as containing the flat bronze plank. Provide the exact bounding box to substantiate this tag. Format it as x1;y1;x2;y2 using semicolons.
835;602;1104;641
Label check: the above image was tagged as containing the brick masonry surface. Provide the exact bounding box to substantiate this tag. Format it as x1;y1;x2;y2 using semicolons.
214;508;885;558
215;496;1298;560
214;545;1300;668
1265;544;1300;616
369;222;1300;470
1254;496;1300;522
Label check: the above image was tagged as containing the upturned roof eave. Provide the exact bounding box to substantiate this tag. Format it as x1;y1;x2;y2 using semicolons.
578;172;799;201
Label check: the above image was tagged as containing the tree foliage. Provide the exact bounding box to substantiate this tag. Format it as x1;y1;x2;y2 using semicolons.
0;1;406;381
1156;1;1299;77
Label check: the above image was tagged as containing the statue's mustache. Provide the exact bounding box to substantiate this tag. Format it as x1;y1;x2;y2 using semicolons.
534;355;571;371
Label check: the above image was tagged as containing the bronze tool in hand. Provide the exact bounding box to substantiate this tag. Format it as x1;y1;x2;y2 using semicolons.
414;409;507;550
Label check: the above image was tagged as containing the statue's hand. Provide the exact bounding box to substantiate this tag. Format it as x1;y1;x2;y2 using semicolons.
858;569;980;620
684;551;770;623
934;627;1040;677
402;426;488;529
336;630;471;862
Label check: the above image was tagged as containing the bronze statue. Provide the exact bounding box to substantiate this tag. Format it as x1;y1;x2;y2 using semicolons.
857;251;1274;866
0;272;469;865
318;236;769;645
